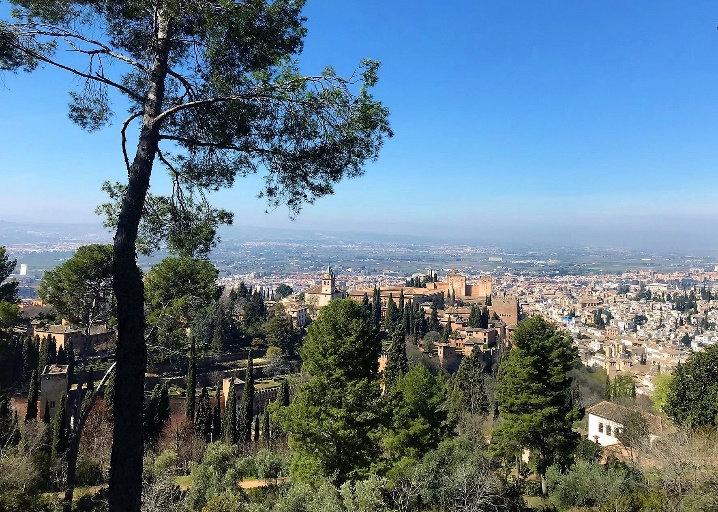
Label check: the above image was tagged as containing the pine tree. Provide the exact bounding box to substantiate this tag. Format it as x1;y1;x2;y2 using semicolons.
212;385;222;442
384;328;409;391
491;316;580;495
26;370;39;422
223;378;237;443
52;393;68;457
449;347;489;425
185;345;197;421
371;287;382;331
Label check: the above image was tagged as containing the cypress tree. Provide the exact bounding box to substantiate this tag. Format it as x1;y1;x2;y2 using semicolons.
43;400;51;424
65;338;75;384
0;391;20;448
468;304;480;328
223;377;237;443
402;305;411;334
451;348;489;420
48;335;57;365
238;352;254;443
398;290;405;318
371;287;382;331
254;413;260;444
362;292;370;313
212;385;222;442
428;307;440;332
278;379;290;407
480;306;489;329
384;328;409;392
185;344;197;421
486;295;492;306
38;335;51;374
85;367;95;391
52;393;67;457
26;370;39;422
262;410;270;446
57;345;67;365
22;337;37;381
195;386;212;441
384;293;397;332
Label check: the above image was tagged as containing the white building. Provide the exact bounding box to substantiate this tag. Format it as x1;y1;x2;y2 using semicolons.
587;400;672;447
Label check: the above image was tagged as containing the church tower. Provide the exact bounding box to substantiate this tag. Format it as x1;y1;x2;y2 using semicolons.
321;266;335;295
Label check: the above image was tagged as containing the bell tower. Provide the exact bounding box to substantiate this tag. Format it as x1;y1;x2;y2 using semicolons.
321;266;335;295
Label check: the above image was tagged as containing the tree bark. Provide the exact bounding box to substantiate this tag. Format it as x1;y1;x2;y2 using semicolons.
108;11;171;512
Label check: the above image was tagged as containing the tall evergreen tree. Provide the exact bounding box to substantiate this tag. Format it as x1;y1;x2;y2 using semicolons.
448;347;489;427
371;287;382;331
185;344;197;421
38;335;51;374
384;294;397;332
402;305;411;334
195;386;212;441
238;352;255;444
65;338;75;385
0;390;20;448
468;304;481;328
362;292;370;313
26;370;39;422
262;410;270;447
480;306;489;329
491;316;580;495
384;328;409;392
398;290;405;319
212;385;222;442
22;337;38;382
52;393;68;457
278;379;290;408
48;335;57;365
428;307;440;332
223;378;237;443
43;400;51;424
57;345;67;365
253;413;260;444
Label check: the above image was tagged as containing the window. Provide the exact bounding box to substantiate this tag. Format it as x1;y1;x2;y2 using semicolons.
598;422;604;433
606;425;612;436
49;401;56;408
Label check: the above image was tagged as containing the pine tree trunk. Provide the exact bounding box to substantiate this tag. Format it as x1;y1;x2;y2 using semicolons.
108;12;171;512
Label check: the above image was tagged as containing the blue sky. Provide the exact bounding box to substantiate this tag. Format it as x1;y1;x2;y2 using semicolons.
1;1;718;250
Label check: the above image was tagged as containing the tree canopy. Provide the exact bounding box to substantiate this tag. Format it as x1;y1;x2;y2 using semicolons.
281;299;382;483
664;344;718;429
491;315;580;494
38;244;114;333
